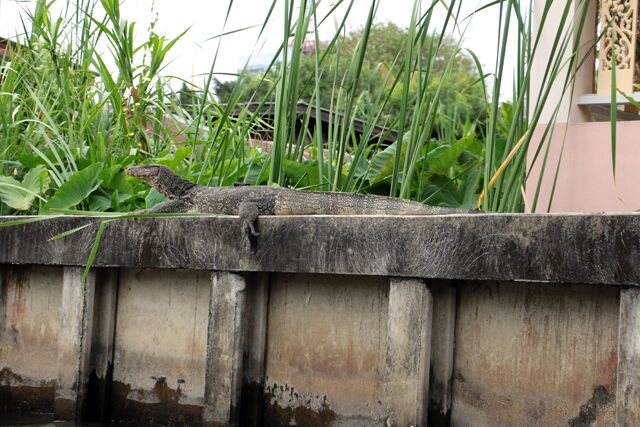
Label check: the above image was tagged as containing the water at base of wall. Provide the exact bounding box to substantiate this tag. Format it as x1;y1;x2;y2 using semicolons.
0;414;112;427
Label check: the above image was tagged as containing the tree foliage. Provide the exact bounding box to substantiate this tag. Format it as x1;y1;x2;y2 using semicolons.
213;23;486;137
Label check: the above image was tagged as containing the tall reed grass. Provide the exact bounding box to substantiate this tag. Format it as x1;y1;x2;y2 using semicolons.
0;0;598;215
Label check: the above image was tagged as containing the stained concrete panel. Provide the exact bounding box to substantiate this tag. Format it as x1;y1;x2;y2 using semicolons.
616;287;640;426
264;273;389;426
452;281;619;426
0;266;62;412
110;269;210;424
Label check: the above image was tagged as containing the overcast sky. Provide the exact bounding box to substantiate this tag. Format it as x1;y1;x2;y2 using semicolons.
0;0;515;89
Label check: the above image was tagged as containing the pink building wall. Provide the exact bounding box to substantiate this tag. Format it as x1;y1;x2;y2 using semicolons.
527;122;640;213
526;1;640;213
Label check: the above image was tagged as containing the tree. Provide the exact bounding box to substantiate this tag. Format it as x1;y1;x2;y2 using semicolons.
213;23;486;138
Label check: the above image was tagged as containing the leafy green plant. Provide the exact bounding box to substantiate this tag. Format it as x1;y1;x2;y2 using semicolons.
0;0;601;217
0;166;50;211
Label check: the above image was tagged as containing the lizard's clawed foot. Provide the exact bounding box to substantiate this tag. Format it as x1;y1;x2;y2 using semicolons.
243;219;260;237
243;226;259;251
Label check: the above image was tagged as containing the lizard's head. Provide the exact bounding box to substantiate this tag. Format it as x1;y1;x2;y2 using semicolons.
126;164;195;199
126;164;170;186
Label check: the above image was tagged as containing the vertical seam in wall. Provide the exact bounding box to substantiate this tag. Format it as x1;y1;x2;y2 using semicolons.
74;270;89;420
417;283;426;425
204;272;216;406
449;280;461;418
615;285;626;424
105;268;121;422
260;273;272;425
230;277;238;420
231;275;245;422
384;277;392;422
422;280;434;427
0;267;7;333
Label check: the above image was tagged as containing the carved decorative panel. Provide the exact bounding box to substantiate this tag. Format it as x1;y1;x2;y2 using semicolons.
597;0;638;94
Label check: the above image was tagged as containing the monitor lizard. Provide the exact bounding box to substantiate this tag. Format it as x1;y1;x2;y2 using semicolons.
126;164;474;248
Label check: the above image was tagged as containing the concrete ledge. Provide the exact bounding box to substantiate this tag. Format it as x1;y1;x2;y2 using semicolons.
1;214;640;286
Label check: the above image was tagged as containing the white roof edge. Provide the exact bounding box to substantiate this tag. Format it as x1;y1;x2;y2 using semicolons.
577;92;640;106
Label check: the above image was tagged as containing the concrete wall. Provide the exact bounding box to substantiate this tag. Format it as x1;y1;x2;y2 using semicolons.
2;215;640;426
264;274;389;426
110;269;210;424
0;267;62;413
452;282;619;426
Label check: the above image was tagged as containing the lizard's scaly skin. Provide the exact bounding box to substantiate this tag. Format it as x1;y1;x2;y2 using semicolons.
126;164;468;216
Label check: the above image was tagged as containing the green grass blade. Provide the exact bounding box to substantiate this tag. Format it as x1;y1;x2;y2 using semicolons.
49;222;96;241
83;218;110;285
0;215;62;228
610;28;617;180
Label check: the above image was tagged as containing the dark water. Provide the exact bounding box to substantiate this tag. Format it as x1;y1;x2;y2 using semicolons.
0;415;110;427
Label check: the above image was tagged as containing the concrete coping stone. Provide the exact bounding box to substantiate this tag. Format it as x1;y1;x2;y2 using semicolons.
0;213;639;286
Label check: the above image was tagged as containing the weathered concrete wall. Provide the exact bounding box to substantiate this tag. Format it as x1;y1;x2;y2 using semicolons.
617;288;640;426
0;266;62;413
264;274;389;426
2;214;640;285
452;281;619;426
110;269;210;424
1;215;639;426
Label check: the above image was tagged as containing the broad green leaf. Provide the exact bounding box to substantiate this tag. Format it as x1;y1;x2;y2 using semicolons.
460;166;482;209
174;146;193;164
145;188;166;209
153;146;193;170
88;193;112;212
111;189;135;209
98;165;120;188
42;163;104;213
425;136;476;177
0;166;49;210
22;166;50;195
282;160;319;188
0;176;34;211
421;182;460;207
367;142;406;185
349;154;370;181
108;171;134;194
19;154;47;169
244;161;269;185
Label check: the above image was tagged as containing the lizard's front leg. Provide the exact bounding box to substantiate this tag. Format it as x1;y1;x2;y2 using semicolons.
238;198;274;250
239;201;260;235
